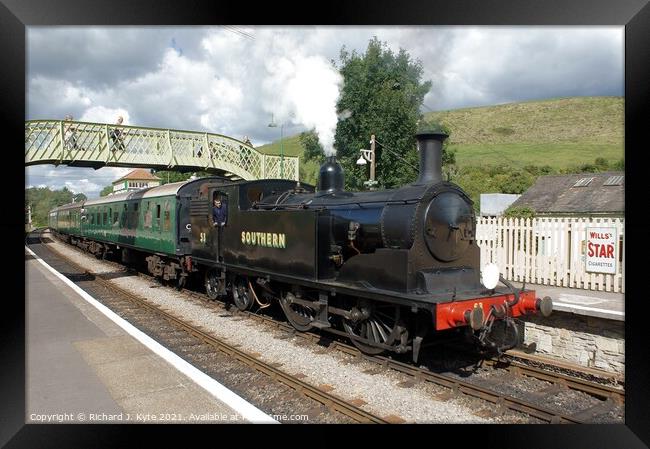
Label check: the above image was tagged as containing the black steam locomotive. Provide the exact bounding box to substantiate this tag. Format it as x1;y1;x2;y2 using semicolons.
50;130;552;361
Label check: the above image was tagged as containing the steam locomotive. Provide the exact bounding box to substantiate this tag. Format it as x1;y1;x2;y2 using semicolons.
49;130;552;361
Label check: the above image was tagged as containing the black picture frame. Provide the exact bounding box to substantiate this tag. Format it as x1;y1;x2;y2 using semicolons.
5;0;649;447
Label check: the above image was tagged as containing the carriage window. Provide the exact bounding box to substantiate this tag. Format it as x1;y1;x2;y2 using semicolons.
127;204;133;228
113;212;119;226
162;200;171;231
144;203;152;228
163;210;171;231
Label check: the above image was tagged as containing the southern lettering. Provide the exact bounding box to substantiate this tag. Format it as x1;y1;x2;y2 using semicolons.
241;231;286;249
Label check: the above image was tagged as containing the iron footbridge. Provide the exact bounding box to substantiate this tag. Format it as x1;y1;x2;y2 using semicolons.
25;120;299;181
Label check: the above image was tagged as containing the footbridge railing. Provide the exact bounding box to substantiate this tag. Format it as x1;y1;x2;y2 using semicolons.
25;120;299;181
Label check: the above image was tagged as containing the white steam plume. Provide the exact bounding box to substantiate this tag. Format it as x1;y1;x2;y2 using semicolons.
260;34;343;156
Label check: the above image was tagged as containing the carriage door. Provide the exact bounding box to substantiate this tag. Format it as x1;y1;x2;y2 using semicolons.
210;190;228;262
189;190;212;260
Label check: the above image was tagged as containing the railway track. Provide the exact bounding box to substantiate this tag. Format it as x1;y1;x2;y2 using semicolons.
30;230;625;424
178;288;625;423
28;231;386;424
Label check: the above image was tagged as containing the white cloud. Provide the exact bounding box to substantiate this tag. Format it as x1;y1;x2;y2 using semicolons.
80;106;131;124
26;165;132;198
431;26;624;110
64;178;102;194
28;76;94;119
26;26;623;196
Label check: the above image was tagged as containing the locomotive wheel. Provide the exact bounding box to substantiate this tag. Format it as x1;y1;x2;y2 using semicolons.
279;292;315;332
232;277;254;311
342;301;404;355
205;269;223;300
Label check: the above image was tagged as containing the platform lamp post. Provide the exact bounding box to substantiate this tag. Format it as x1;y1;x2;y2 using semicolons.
267;116;284;179
356;134;378;189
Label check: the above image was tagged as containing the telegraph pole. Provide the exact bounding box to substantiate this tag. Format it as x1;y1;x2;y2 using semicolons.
26;203;32;232
358;134;379;190
369;134;376;185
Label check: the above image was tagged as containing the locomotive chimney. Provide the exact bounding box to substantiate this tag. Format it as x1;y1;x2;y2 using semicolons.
414;130;449;185
317;155;345;196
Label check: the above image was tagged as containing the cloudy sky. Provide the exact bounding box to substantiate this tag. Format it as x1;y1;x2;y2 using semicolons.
26;26;623;198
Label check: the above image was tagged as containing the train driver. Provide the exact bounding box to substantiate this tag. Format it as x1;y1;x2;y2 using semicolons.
212;198;227;227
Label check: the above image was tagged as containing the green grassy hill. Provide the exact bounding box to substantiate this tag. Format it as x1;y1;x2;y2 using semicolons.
256;135;321;185
256;96;624;180
425;96;624;168
256;134;305;158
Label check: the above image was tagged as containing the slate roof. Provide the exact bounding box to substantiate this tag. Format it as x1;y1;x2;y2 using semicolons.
509;171;624;215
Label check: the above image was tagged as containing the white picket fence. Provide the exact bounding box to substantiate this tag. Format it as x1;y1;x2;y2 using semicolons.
476;217;624;293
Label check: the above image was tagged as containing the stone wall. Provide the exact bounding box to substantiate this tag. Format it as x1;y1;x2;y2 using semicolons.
516;312;624;375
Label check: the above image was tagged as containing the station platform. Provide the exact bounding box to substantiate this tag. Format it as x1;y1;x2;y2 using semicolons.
511;281;624;321
25;247;275;424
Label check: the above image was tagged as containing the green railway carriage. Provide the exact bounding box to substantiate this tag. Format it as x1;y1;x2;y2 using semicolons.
80;182;186;256
49;202;83;236
48;177;228;286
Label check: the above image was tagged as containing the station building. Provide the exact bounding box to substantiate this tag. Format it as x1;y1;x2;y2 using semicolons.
480;193;521;217
508;171;624;218
112;169;161;194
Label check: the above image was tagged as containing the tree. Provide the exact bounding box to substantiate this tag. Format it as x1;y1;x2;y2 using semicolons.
522;164;555;177
453;164;537;213
560;157;619;175
152;170;191;185
594;157;609;171
100;185;113;197
504;206;536;219
334;37;432;190
613;158;624;170
299;130;325;164
152;170;215;185
497;170;534;194
25;186;80;227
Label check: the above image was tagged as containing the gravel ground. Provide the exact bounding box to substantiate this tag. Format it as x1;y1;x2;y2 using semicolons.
445;365;623;423
32;238;355;424
42;235;498;424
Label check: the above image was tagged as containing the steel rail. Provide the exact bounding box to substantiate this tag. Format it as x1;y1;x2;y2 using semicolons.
32;232;388;424
183;287;626;421
36;230;624;423
181;290;624;422
484;356;624;402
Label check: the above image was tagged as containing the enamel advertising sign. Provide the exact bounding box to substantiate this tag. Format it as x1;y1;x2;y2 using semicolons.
585;227;617;274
